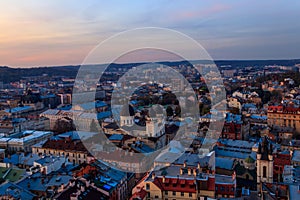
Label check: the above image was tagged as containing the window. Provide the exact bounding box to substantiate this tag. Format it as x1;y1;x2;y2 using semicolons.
154;195;159;198
165;191;168;195
189;193;192;197
263;166;267;178
215;186;218;191
172;191;176;196
181;192;184;197
146;184;150;190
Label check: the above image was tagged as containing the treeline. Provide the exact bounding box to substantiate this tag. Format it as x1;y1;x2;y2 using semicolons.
256;71;300;86
0;66;80;83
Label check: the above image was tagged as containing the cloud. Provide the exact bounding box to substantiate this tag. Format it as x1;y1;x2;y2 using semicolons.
171;3;231;22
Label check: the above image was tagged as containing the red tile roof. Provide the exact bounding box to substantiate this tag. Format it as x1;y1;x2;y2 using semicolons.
42;139;88;153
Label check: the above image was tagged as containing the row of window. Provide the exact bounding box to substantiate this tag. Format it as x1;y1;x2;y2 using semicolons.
270;114;299;118
40;149;86;158
164;191;193;197
215;186;235;192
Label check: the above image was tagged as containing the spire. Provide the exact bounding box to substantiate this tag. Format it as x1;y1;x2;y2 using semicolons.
258;143;262;154
269;143;273;155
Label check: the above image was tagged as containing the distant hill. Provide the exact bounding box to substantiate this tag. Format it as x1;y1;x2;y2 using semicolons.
0;66;80;83
1;59;300;83
214;59;300;68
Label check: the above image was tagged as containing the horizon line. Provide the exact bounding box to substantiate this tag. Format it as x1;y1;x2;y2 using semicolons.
2;58;300;69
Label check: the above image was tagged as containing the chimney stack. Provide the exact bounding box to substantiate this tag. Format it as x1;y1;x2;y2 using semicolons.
152;172;155;180
188;168;192;176
197;162;201;172
180;168;183;175
183;160;187;168
232;171;236;180
193;169;197;177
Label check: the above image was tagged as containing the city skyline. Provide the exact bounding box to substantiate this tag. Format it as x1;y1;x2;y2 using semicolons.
1;0;300;67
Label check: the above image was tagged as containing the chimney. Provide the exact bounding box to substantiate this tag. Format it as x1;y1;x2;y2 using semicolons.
188;168;192;176
183;160;187;168
81;185;85;192
232;171;236;180
180;168;183;175
197;162;201;172
152;172;155;180
86;180;90;188
162;176;165;183
193;169;197;177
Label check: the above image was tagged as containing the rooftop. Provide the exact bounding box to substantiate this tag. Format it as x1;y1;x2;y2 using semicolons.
0;181;36;200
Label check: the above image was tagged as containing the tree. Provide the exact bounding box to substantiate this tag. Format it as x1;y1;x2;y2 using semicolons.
90;119;99;132
166;106;174;117
262;91;271;104
175;106;181;117
53;117;76;134
270;90;282;102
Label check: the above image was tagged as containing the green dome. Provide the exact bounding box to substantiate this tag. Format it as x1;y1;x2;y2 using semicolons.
245;156;255;164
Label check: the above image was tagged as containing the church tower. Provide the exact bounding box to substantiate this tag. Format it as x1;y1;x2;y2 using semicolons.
120;104;135;127
257;136;273;192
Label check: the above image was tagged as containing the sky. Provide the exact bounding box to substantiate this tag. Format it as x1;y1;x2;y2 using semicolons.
1;0;300;67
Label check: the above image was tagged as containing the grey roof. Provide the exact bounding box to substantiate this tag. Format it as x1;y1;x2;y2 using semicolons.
218;139;255;149
17;176;48;192
215;174;236;184
216;148;256;160
19;153;40;167
174;152;214;169
289;185;300;200
45;175;72;187
292;150;300;162
216;157;235;170
5;106;33;114
0;181;36;200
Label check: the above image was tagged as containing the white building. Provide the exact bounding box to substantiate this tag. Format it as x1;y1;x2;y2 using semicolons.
0;130;53;152
31;155;66;175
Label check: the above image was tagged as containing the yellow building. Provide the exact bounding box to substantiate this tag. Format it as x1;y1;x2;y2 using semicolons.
143;164;236;200
267;105;300;133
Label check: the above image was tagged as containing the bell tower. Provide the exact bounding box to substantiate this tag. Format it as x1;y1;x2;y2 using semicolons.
257;136;273;192
120;104;134;127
